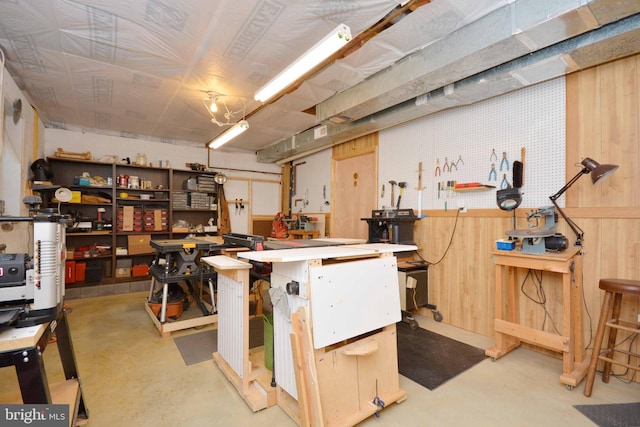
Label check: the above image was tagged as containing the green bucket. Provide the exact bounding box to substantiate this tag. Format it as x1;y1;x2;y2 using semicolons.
263;313;274;371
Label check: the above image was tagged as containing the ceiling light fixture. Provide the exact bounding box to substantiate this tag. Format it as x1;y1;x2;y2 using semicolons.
208;95;218;113
208;120;249;149
203;92;245;127
254;23;352;103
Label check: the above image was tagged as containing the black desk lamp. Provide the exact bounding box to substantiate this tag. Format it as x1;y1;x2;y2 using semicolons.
549;157;618;246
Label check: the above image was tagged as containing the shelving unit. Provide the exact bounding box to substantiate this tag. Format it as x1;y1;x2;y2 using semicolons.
171;169;219;237
46;158;219;289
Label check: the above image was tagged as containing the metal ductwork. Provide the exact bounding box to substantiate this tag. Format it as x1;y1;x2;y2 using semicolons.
257;0;640;163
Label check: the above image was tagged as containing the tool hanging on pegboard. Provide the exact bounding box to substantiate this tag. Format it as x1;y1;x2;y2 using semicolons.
396;182;407;208
388;180;397;207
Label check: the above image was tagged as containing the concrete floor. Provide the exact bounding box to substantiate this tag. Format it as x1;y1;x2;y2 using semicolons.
1;291;638;426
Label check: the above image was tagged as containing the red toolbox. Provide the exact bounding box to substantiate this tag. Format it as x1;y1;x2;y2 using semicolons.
132;264;149;277
75;261;87;282
65;260;76;284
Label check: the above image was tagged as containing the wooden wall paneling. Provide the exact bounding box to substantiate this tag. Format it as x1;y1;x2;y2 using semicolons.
565;53;640;382
415;214;500;335
566;68;599;208
599;56;638;208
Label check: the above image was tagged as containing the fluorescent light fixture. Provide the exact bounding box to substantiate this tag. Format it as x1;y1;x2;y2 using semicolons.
208;120;249;149
254;23;351;103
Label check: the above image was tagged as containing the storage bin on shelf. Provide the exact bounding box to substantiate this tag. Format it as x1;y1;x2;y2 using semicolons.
117;205;143;232
144;208;168;231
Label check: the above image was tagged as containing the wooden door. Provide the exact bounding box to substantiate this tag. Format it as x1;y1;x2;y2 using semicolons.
331;135;378;239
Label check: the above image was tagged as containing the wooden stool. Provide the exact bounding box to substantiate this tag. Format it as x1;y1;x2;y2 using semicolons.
583;278;640;397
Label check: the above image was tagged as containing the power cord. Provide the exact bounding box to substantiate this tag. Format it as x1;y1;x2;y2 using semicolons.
520;269;561;335
415;207;461;266
579;267;594;352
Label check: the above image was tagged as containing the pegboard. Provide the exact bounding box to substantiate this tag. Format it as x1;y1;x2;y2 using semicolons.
379;78;566;211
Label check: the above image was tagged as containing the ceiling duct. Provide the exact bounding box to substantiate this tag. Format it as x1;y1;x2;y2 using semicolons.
257;10;640;163
316;0;604;124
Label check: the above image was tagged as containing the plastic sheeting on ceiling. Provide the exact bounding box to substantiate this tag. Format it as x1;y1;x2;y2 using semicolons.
0;0;514;154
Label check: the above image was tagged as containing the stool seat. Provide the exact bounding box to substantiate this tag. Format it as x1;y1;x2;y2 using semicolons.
599;278;640;296
584;278;640;397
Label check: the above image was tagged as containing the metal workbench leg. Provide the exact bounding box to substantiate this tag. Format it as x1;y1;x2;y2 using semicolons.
148;277;156;302
160;282;169;323
13;346;51;404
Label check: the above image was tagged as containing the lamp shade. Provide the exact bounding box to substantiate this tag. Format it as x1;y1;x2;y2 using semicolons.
548;156;619;246
30;158;53;181
214;173;227;184
581;157;618;184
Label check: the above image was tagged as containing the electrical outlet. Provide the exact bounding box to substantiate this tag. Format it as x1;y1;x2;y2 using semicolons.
457;199;467;213
406;277;417;289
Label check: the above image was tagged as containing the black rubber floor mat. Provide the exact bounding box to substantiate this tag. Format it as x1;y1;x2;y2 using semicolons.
173;317;264;366
574;402;640;427
396;321;486;390
174;329;217;366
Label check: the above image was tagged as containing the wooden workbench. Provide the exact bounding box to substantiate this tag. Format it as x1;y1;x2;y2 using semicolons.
485;246;588;389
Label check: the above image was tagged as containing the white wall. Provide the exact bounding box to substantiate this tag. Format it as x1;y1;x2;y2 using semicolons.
0;67;43;253
43;129;281;179
290;149;331;214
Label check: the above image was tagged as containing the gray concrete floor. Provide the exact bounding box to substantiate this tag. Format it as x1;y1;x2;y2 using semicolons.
1;291;638;426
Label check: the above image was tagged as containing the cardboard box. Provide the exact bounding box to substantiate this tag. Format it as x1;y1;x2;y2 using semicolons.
115;267;131;278
116;247;128;256
115;259;132;278
116;259;132;268
127;234;151;255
